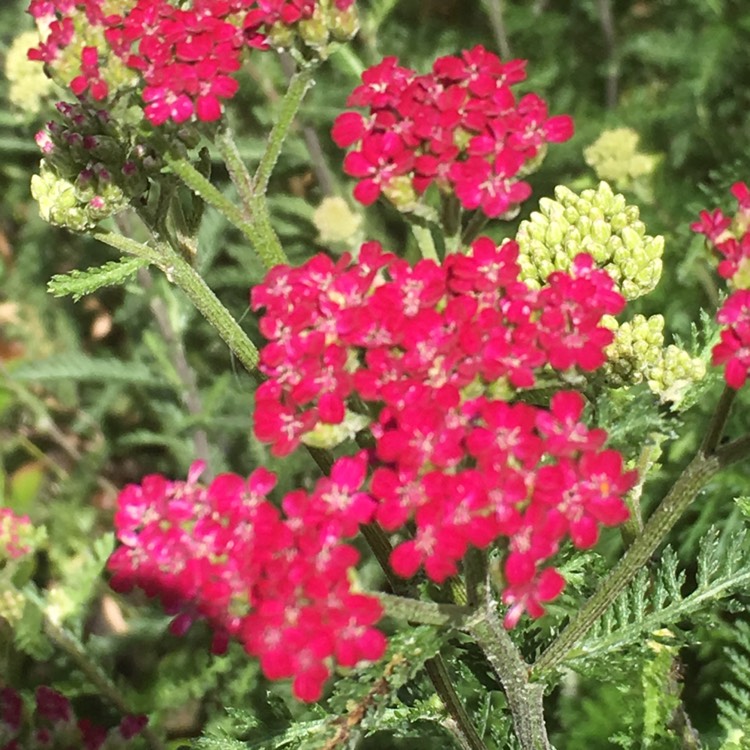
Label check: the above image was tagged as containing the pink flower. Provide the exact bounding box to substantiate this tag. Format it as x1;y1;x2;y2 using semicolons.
714;290;750;389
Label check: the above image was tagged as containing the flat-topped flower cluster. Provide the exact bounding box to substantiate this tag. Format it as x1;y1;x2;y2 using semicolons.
108;456;386;702
333;46;573;217
251;238;636;626
27;0;356;125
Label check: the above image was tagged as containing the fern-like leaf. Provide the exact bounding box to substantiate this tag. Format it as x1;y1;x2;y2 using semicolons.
718;620;750;743
47;257;149;301
10;353;160;385
568;527;750;666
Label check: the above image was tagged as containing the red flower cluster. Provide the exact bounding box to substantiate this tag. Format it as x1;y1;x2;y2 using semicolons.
332;47;573;216
691;181;750;388
108;456;385;702
0;684;146;750
27;0;355;125
0;509;32;561
251;239;635;627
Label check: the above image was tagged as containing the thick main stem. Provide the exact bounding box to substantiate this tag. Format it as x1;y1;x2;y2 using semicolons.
534;452;720;676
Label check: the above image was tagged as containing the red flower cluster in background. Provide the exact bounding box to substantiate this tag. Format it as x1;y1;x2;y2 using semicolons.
0;509;32;561
332;47;573;216
108;456;385;703
0;685;146;750
691;181;750;388
251;239;635;628
27;0;355;125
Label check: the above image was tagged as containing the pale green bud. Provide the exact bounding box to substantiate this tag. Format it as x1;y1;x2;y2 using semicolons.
382;175;418;211
545;221;565;246
563;205;580;224
591;218;612;244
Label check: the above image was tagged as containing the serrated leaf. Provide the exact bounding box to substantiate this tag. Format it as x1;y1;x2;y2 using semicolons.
48;257;149;301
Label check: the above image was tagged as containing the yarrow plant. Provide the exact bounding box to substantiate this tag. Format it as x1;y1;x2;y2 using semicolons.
8;1;750;748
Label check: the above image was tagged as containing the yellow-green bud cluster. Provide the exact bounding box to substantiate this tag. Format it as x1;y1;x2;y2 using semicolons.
583;128;658;190
603;314;705;404
602;314;664;387
31;161;129;232
4;30;56;115
271;0;359;55
646;345;706;406
516;181;664;300
0;587;24;625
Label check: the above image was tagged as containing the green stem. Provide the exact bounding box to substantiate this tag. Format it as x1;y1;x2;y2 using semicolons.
533;452;720;676
468;606;550;750
461;211;490;247
354;522;486;750
253;66;315;196
532;386;740;677
163;153;265;254
701;386;736;455
424;658;490;750
95;231;261;379
411;224;439;262
378;593;472;628
214;127;288;268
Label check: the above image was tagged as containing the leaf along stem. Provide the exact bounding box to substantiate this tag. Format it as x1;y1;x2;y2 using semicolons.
97;230;262;379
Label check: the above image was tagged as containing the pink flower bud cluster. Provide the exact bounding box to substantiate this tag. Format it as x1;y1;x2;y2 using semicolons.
0;509;33;561
27;0;355;126
107;456;386;703
332;47;574;216
0;684;146;750
691;182;750;388
251;238;636;628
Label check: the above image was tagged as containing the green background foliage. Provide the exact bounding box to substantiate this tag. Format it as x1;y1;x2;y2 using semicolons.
3;0;750;747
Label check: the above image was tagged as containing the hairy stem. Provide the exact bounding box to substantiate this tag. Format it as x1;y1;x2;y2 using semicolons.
215;127;288;268
533;386;740;676
254;65;315;196
378;593;472;628
96;231;261;379
534;453;720;676
424;658;490;750
163;154;266;257
470;613;550;749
